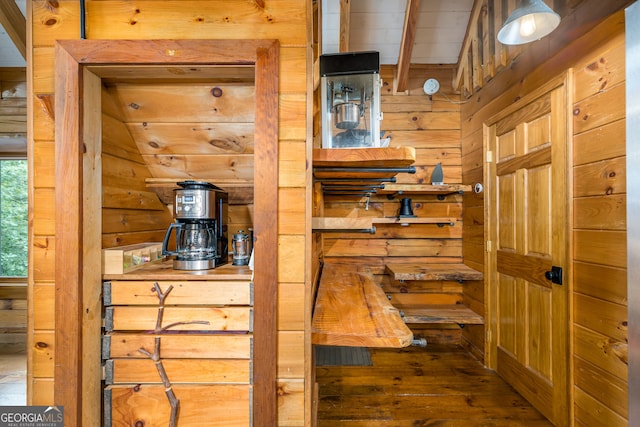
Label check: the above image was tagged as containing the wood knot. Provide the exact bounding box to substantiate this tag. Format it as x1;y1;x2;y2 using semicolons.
135;421;144;427
211;87;223;97
129;103;140;110
133;384;142;392
573;108;580;116
148;141;160;149
608;171;616;178
277;385;289;396
45;18;58;26
36;342;48;349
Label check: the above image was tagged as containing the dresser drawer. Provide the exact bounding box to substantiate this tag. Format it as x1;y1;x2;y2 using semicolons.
104;280;253;306
103;333;252;359
105;358;251;384
104;306;253;332
104;384;251;426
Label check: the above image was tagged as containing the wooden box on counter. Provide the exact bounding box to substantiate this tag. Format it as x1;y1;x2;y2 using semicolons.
102;261;254;426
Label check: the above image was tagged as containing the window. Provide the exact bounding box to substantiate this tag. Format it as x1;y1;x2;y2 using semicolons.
0;159;27;277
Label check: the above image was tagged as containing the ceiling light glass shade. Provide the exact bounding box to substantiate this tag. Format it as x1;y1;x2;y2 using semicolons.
497;0;561;45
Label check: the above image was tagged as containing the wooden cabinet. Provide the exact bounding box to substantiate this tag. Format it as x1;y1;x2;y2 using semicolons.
102;262;254;426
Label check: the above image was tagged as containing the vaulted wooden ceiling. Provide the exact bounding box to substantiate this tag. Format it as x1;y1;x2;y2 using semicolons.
322;0;474;91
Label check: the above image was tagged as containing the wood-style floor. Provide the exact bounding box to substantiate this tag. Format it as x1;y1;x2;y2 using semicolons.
316;345;553;426
0;343;26;406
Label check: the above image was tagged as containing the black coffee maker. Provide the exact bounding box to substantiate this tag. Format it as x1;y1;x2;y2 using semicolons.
162;181;228;270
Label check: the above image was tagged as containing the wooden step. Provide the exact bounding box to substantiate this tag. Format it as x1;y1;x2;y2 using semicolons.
397;304;484;325
312;263;413;348
385;263;484;282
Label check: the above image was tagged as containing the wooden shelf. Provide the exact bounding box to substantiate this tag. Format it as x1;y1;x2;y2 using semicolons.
385;263;484;327
313;147;416;194
312;217;457;232
385;263;484;282
145;178;253;205
378;184;471;200
397;305;485;325
312;263;413;348
313;147;416;168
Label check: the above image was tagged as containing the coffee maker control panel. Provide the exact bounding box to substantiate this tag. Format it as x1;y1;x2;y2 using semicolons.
175;191;216;220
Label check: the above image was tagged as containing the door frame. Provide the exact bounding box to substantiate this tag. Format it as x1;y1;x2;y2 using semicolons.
484;72;572;424
54;39;279;426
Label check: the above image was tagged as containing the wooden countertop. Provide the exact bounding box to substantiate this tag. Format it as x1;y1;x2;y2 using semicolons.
103;259;253;281
312;263;413;348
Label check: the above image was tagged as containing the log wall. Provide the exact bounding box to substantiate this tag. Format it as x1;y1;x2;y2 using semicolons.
28;1;310;425
460;8;628;425
0;68;26;154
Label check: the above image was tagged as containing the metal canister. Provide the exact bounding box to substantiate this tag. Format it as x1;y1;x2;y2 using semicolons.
232;230;250;266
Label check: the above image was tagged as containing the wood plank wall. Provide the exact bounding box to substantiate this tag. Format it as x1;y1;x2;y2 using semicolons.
0;68;26;155
29;1;310;425
571;26;627;426
100;86;173;248
460;7;628;426
0;285;26;348
318;65;467;345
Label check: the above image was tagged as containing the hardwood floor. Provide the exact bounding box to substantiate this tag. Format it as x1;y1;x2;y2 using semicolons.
316;344;553;426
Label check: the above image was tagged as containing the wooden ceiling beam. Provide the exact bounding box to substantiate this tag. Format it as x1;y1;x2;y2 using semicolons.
339;0;350;52
395;0;420;93
0;1;26;60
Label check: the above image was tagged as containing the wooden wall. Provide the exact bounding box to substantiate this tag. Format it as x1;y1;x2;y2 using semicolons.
0;68;27;349
0;68;26;155
317;64;469;344
460;8;629;426
28;1;310;425
100;86;173;248
0;285;26;349
571;24;628;426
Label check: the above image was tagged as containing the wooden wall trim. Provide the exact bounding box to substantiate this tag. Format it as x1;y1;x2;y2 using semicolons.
54;39;279;427
253;43;279;425
53;42;83;424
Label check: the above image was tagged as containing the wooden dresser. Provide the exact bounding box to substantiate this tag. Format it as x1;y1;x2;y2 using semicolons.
102;261;254;426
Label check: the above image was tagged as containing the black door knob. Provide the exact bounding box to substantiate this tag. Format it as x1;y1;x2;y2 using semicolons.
545;266;563;285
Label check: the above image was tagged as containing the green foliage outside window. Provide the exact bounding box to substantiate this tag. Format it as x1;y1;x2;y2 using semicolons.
0;159;28;277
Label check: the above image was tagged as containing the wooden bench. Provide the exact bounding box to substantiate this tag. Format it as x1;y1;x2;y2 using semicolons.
312;263;413;348
385;263;484;326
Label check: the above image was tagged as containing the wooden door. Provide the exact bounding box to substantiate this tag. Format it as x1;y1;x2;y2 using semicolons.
486;73;571;426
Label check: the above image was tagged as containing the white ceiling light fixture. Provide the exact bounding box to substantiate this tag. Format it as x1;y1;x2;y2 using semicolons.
497;0;561;45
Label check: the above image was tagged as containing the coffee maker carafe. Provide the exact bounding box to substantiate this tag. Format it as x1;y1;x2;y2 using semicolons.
162;181;228;270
